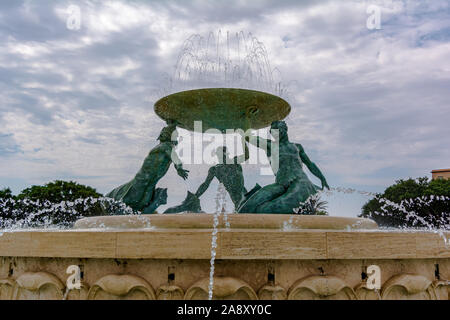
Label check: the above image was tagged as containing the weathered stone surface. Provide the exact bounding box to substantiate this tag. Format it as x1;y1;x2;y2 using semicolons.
0;214;449;300
0;257;448;300
74;213;378;230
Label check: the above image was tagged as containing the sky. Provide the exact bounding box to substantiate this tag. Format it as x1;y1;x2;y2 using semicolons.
0;0;449;216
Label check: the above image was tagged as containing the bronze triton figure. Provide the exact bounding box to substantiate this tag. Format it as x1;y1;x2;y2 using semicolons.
165;135;249;213
106;120;189;213
238;120;329;214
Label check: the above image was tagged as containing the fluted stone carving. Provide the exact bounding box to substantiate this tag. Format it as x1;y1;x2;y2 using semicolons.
156;285;184;300
354;283;381;300
381;274;436;300
433;280;449;300
0;279;14;300
13;272;65;300
184;277;258;300
0;272;448;300
87;274;156;300
288;276;357;300
258;284;287;300
65;284;90;300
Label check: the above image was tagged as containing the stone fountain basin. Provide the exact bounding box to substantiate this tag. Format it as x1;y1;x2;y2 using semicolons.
74;214;378;230
154;88;291;132
0;213;449;300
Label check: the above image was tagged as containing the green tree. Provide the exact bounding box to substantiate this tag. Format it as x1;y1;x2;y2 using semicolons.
0;187;13;199
359;177;450;229
425;178;450;197
360;178;428;222
1;181;104;228
17;180;102;203
1;181;137;228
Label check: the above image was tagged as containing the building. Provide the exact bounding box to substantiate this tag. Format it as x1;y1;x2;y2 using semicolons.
431;168;450;180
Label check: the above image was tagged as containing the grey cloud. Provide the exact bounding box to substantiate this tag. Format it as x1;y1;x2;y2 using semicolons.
161;0;327;24
0;0;84;42
0;133;22;156
0;0;449;215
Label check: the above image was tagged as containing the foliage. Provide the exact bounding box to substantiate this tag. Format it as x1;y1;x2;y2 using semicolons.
425;178;450;197
0;197;137;229
16;180;102;203
359;177;450;229
0;188;13;199
0;181;137;229
294;194;328;215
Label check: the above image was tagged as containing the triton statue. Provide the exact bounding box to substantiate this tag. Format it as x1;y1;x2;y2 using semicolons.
238;120;329;214
107;88;329;215
165;139;249;213
196;144;249;208
106;120;189;213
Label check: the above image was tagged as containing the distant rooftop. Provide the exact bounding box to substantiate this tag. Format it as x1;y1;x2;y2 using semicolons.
431;168;450;173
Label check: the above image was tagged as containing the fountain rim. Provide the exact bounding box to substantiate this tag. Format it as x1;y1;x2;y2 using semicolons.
73;213;378;230
154;87;290;104
153;87;291;132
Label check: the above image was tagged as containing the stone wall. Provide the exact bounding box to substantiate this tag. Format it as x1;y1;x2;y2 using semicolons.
0;257;448;300
0;215;449;300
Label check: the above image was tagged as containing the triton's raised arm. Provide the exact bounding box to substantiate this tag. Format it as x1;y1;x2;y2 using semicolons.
296;143;329;190
245;133;272;157
234;134;250;164
195;167;216;198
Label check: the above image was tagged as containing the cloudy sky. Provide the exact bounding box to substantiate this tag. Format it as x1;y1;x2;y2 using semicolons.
0;0;449;216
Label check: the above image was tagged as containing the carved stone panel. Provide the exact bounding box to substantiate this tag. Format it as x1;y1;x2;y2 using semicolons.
185;277;258;300
87;274;156;300
288;276;356;300
354;283;381;300
258;284;287;300
156;285;184;300
433;280;449;300
13;272;65;300
381;274;435;300
64;284;90;300
0;279;15;300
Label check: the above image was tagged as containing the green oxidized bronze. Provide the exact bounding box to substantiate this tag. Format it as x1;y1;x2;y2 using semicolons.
165;143;249;213
154;88;291;132
237;120;329;214
106;120;189;213
108;88;329;214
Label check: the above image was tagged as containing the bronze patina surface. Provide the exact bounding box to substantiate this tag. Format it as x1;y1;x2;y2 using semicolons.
154;88;291;132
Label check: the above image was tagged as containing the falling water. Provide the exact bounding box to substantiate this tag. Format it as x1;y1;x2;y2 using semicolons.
284;186;450;247
155;30;290;100
375;196;450;246
208;182;231;300
216;183;230;229
283;215;296;231
208;208;220;300
320;187;450;247
0;197;137;230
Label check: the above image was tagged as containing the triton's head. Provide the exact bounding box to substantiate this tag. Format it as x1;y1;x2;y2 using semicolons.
157;123;177;143
270;120;288;140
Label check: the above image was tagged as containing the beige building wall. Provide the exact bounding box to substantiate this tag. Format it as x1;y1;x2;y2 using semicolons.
431;169;450;180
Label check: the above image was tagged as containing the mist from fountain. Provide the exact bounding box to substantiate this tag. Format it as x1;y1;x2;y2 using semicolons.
154;30;291;101
375;196;449;247
0;197;136;231
314;187;450;247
